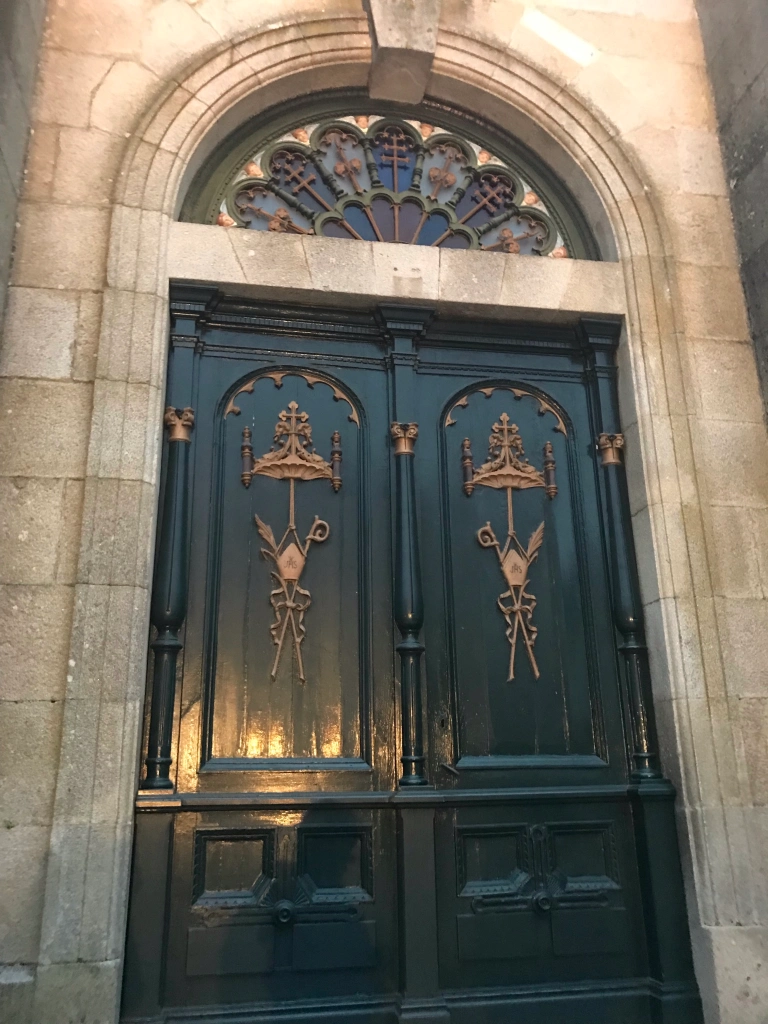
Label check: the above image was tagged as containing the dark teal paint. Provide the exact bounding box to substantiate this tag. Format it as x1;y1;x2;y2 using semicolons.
121;291;702;1024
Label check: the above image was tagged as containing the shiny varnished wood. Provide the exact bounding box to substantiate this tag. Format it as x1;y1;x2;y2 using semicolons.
122;293;701;1024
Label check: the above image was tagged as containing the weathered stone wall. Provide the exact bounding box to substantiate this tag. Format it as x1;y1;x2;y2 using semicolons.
0;0;45;320
695;0;768;396
0;0;51;1017
0;2;766;1023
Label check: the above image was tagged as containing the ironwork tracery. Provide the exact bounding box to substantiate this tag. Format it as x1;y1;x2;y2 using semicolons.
211;114;570;257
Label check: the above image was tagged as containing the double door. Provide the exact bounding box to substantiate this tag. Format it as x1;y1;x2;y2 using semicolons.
122;294;701;1023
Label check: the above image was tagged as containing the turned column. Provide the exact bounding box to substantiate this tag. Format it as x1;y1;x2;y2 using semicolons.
391;422;427;786
143;406;194;789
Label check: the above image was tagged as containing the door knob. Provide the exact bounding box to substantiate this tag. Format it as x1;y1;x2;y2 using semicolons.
273;899;297;926
533;892;553;913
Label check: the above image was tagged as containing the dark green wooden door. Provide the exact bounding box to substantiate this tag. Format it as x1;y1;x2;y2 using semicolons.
122;292;702;1024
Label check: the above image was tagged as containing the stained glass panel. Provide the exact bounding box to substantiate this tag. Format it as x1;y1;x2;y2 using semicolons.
195;110;586;258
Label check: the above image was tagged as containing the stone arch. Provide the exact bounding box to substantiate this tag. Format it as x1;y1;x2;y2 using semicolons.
36;14;747;1023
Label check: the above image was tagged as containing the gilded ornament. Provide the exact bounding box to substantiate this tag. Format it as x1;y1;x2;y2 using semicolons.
597;432;624;466
462;413;558;681
216;212;236;227
241;400;342;683
164;406;195;442
391;422;419;456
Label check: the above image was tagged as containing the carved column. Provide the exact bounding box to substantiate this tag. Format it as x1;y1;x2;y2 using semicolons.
143;406;194;789
581;317;698;1018
597;430;660;781
391;422;427;786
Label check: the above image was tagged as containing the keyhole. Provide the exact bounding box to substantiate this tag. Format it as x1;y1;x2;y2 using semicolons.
440;718;447;729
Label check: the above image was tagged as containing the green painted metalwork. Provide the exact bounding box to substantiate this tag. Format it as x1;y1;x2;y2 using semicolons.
181;91;600;260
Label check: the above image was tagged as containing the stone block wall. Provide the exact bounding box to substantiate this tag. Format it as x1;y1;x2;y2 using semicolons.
695;0;768;394
0;0;46;318
0;0;50;1015
0;1;767;1022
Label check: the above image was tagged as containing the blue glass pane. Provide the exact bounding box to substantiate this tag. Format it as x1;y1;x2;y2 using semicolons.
399;200;424;244
438;233;471;249
341;204;378;241
321;220;355;240
371;127;416;193
417;211;451;246
233;186;313;233
370;196;396;241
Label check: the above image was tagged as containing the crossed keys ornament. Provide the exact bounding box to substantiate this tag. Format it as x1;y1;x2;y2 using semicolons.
462;414;557;681
240;401;342;683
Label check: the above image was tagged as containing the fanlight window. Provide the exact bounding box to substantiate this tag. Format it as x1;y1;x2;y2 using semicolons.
186;104;599;259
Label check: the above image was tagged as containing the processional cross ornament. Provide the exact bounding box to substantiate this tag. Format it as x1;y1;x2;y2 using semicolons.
240;401;342;683
462;414;557;681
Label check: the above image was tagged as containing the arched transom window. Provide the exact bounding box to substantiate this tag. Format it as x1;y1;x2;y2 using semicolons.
183;97;599;260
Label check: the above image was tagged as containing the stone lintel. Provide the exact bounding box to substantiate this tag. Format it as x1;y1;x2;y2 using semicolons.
365;0;441;104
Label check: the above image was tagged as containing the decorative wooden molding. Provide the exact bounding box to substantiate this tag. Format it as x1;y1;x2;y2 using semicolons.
143;408;195;788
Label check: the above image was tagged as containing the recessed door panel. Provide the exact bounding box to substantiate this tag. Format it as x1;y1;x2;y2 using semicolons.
210;371;366;766
435;803;644;990
165;809;397;1006
440;383;602;764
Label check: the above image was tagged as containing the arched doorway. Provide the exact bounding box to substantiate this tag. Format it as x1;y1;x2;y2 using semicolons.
121;97;701;1023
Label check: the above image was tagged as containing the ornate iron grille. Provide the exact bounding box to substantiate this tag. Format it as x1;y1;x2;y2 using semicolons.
211;114;570;257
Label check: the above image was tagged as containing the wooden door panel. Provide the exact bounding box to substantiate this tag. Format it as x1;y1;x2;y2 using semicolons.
439;383;605;765
416;356;626;786
210;371;366;766
123;297;701;1024
434;802;644;990
171;325;395;794
165;809;397;1005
